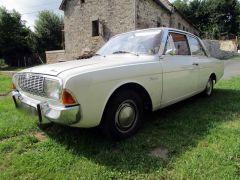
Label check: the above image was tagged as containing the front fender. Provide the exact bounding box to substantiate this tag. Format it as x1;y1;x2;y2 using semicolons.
62;63;163;128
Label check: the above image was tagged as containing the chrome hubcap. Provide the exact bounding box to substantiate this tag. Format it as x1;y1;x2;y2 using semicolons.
115;100;138;132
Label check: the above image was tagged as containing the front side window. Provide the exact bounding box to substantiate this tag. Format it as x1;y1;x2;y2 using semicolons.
164;32;190;56
178;23;181;30
188;36;206;56
97;30;162;56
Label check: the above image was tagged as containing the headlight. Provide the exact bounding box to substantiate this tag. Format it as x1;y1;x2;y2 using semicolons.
44;78;62;100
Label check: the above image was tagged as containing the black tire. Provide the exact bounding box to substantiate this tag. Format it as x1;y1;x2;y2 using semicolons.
100;90;144;140
203;77;214;97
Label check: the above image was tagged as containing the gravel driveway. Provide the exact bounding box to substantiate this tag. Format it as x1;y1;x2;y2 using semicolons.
223;56;240;79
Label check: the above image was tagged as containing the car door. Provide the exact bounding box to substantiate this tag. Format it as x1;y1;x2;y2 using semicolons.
161;31;198;106
187;35;211;91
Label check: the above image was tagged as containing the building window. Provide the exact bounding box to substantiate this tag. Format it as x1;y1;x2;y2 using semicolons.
178;23;181;30
186;28;189;32
81;0;85;3
157;17;162;27
183;26;185;31
92;20;99;37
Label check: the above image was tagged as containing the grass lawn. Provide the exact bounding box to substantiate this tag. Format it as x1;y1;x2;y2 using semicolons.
0;73;12;95
0;75;240;179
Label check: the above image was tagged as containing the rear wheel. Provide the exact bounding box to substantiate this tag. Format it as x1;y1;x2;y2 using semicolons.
203;77;214;97
100;90;144;140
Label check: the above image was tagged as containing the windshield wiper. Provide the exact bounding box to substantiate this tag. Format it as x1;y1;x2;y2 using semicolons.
112;51;139;56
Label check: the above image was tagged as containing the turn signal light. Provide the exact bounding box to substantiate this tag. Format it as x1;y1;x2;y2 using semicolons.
12;83;16;90
62;90;76;106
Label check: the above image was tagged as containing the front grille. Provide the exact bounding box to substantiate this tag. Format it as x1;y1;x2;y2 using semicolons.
18;74;45;96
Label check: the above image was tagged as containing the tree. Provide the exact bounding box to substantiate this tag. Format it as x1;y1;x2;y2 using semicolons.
0;8;63;67
0;7;34;66
173;0;189;15
34;10;63;61
173;0;240;39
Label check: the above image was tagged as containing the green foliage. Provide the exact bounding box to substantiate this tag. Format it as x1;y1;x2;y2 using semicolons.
173;0;189;15
173;0;240;39
0;73;12;94
0;58;6;67
0;7;63;66
0;7;33;66
35;11;63;62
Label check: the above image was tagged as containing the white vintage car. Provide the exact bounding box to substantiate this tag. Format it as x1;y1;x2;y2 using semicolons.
12;28;224;140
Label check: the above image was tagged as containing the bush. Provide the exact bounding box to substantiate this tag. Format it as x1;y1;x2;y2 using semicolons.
0;58;7;67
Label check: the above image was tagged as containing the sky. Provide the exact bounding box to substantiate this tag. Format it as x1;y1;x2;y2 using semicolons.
0;0;175;30
0;0;63;30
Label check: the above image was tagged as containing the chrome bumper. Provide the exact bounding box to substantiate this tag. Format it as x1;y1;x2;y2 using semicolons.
12;91;81;125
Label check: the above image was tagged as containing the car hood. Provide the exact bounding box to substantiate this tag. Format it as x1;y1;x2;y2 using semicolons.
20;54;155;76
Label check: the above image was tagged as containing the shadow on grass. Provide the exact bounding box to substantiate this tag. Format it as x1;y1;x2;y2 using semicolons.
45;88;240;174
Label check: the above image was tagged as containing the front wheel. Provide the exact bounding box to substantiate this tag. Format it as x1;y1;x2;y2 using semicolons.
100;90;144;140
203;77;214;97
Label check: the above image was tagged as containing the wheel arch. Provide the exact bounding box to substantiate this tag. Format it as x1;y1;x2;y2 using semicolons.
210;72;217;83
101;82;153;122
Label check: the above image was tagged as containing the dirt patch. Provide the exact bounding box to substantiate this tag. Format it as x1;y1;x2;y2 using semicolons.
149;146;169;160
0;91;11;96
34;132;47;142
44;125;64;136
0;71;17;75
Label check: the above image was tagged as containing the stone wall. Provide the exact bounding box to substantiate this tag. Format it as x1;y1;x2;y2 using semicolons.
64;0;135;60
51;0;200;63
46;50;65;64
170;10;198;35
136;0;198;34
136;0;171;29
160;0;173;10
220;40;237;52
159;0;198;34
203;40;237;59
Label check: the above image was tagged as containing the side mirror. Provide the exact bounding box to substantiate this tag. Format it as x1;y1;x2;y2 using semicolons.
165;49;176;56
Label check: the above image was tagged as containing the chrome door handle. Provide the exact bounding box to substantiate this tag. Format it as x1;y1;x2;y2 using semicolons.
192;63;199;66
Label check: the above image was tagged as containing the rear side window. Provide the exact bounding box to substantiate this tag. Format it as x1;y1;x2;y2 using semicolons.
188;36;206;56
164;32;190;56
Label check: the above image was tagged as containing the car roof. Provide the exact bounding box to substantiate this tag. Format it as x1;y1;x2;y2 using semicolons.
113;27;199;40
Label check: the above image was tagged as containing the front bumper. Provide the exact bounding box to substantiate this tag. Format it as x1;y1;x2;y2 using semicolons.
12;90;81;125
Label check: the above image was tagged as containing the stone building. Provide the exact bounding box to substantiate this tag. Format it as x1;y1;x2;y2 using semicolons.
55;0;199;61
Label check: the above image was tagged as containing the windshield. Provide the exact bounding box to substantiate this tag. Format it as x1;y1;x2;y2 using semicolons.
97;30;162;56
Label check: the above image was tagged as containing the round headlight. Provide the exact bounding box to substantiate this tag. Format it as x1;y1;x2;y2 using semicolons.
44;78;62;100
